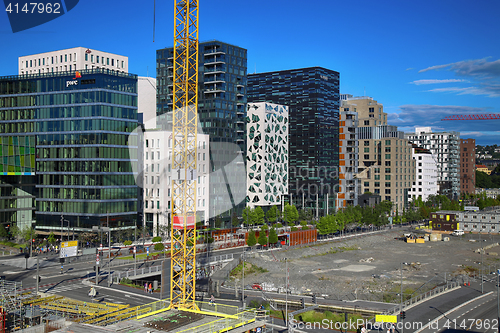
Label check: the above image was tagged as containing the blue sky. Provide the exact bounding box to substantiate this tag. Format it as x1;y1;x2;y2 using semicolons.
1;0;500;145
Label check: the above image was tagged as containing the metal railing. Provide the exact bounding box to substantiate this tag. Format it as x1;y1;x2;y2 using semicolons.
175;308;257;333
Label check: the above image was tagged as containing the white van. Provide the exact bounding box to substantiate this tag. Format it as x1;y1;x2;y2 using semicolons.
451;230;464;236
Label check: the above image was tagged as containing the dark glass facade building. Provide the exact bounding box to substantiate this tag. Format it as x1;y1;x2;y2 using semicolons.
157;40;248;222
0;69;140;232
248;67;340;215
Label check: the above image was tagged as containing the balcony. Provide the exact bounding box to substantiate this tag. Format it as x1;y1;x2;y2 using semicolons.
204;49;226;56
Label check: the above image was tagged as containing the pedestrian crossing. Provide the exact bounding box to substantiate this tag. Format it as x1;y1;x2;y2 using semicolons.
42;283;87;295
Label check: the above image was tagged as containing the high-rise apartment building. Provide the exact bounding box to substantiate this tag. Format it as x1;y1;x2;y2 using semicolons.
0;68;139;232
460;139;476;195
156;41;248;223
246;102;289;208
341;97;415;212
405;127;460;200
248;67;339;216
408;145;438;201
19;47;128;76
338;110;360;209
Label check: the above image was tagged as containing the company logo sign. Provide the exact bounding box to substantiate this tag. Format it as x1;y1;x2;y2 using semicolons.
4;0;80;33
66;71;81;87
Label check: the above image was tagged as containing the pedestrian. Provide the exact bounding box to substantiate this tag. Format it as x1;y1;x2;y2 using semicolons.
391;323;395;333
144;282;148;293
209;294;215;306
148;283;152;294
361;325;367;333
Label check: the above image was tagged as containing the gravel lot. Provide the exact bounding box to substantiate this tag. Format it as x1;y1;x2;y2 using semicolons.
236;228;500;302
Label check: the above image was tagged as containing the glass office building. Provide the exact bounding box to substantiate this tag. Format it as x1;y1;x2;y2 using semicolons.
157;40;248;223
0;69;139;231
248;67;340;216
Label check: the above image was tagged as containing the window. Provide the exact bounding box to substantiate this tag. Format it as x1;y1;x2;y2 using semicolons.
364;120;370;126
364;141;370;146
385;168;391;173
151;164;154;172
364;148;369;153
374;175;380;180
152;152;154;160
385;147;391;152
364;182;369;187
157;152;160;159
107;58;109;65
385;189;391;194
152;176;154;184
146;152;148;160
97;55;100;63
369;107;374;113
364;154;370;159
385;140;391;145
374;182;380;187
85;54;88;61
91;55;94;62
157;201;160;209
146;140;148;147
385;161;391;166
122;61;124;68
385;175;391;180
385;154;391;159
111;59;114;66
145;201;148;208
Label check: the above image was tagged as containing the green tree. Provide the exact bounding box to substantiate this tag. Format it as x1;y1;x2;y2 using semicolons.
284;203;299;225
48;232;56;246
268;227;278;245
253;206;265;225
0;225;7;239
266;206;279;223
257;228;268;246
154;243;164;251
123;240;132;246
231;213;240;227
215;216;223;228
242;207;253;227
152;236;162;243
246;230;257;247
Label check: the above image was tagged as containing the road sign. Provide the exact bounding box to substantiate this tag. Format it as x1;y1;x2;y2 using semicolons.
133;246;136;253
96;253;100;265
59;241;78;258
375;314;397;323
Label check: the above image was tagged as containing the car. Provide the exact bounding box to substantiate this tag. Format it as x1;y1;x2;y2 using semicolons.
451;230;464;236
129;245;145;254
251;284;262;290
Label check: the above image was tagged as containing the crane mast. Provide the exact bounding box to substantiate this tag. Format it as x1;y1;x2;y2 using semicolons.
170;0;199;310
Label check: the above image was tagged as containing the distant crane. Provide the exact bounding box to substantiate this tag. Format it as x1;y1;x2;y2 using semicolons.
441;114;500;121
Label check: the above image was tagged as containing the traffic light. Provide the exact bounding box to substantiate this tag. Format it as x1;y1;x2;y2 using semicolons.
37;276;41;283
400;311;406;319
32;239;35;243
301;298;305;308
312;294;317;304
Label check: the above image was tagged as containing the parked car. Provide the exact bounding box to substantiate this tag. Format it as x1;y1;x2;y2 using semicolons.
129;245;144;254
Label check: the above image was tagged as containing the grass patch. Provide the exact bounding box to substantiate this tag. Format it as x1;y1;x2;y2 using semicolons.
0;241;24;249
118;252;165;260
302;245;358;258
230;262;268;279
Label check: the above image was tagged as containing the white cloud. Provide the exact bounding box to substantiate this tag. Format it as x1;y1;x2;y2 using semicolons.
411;79;468;85
427;85;500;98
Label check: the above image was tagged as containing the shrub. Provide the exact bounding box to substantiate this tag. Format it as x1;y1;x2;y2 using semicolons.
123;240;132;246
291;226;298;232
275;222;283;228
152;236;162;243
154;243;164;251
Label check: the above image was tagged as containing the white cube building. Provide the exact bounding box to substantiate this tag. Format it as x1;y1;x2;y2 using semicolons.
409;145;439;201
18;47;128;75
246;102;289;208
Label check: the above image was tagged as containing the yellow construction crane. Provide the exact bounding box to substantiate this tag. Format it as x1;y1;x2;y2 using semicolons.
170;0;199;310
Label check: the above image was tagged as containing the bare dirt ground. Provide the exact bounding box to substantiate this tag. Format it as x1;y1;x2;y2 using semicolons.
235;228;500;302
